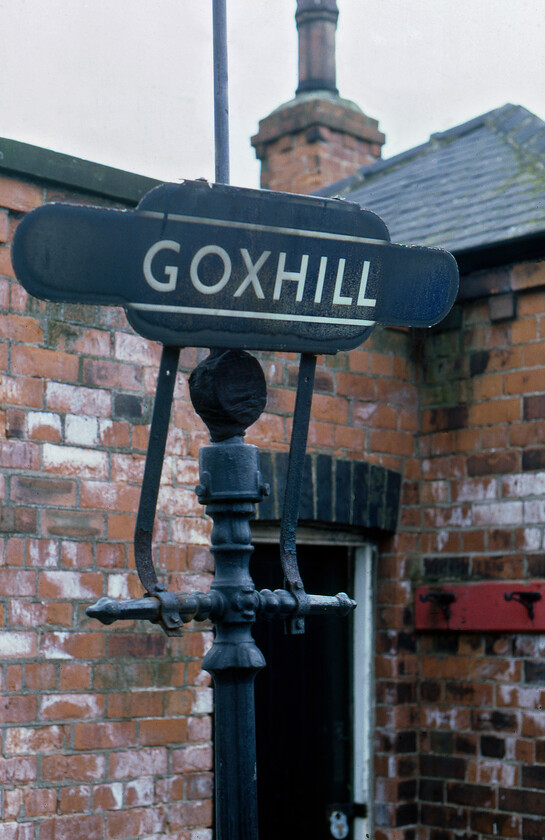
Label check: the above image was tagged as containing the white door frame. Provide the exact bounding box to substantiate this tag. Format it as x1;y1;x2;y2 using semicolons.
352;543;375;840
251;527;376;839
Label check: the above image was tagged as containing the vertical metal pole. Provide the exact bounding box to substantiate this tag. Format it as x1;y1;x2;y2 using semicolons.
213;0;230;185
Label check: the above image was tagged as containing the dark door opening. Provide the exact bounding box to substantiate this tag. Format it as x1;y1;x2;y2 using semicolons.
251;543;353;840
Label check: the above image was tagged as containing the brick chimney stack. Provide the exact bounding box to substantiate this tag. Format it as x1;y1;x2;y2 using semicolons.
251;0;385;194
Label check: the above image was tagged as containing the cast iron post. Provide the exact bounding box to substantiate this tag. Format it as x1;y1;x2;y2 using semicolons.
189;348;268;840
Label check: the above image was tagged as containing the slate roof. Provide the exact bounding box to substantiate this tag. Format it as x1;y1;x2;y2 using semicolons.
316;104;545;266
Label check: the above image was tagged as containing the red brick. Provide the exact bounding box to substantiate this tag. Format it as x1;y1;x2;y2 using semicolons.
369;429;415;456
0;824;34;840
38;571;102;600
169;799;213;829
92;783;123;811
0;244;15;277
124;776;154;807
24;787;56;817
60;541;94;569
109;747;167;779
107;691;164;719
0;210;8;243
41;753;105;782
0;568;36;595
336;371;376;398
13;476;76;509
504;368;544;395
82;358;143;389
471;398;521;425
74;721;137;749
155;774;185;803
0;695;37;723
39;814;104;840
5;664;22;690
40;693;104;721
50;323;111;357
40;632;105;660
59;663;92;690
58;785;91;815
0;755;37;784
172;743;213;772
312;392;349;423
25;410;61;441
25;663;58;690
0;176;42;211
0;441;40;470
139;717;188;746
106;806;167;838
511;317;538;343
0;374;44;407
42;509;105;539
12;344;79;382
108;633;166;659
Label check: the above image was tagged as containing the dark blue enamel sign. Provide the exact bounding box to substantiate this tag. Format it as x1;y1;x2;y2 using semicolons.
12;180;458;353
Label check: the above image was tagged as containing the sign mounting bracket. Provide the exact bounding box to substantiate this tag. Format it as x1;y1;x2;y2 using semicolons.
279;352;316;634
133;344;181;625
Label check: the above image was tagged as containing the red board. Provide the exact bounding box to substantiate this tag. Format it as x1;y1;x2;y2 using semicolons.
415;582;545;632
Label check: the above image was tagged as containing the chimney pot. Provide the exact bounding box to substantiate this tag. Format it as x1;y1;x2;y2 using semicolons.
296;0;339;95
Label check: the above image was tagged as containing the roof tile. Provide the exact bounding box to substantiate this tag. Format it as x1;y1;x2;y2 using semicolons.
318;104;545;257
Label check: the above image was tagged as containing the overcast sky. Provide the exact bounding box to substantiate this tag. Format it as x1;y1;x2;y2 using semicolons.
1;0;544;189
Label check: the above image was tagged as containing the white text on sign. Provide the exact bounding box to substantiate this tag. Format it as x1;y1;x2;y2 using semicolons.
142;240;376;310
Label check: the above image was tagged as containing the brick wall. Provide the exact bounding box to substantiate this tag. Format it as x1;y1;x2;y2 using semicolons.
373;262;545;839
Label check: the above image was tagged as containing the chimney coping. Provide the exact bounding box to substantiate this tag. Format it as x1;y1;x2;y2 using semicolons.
251;92;385;151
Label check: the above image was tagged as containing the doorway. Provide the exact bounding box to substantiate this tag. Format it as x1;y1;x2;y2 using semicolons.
250;541;374;840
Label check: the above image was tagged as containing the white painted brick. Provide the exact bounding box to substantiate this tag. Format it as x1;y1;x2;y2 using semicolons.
115;332;161;366
107;574;131;599
39;571;99;600
43;443;108;478
45;382;111;416
503;472;545;498
158;486;201;516
524;500;545;523
65;414;98;446
170;517;211;546
0;631;36;658
519;527;542;550
41;632;73;659
27;411;62;436
455;477;497;502
473;501;523;526
192;688;213;715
